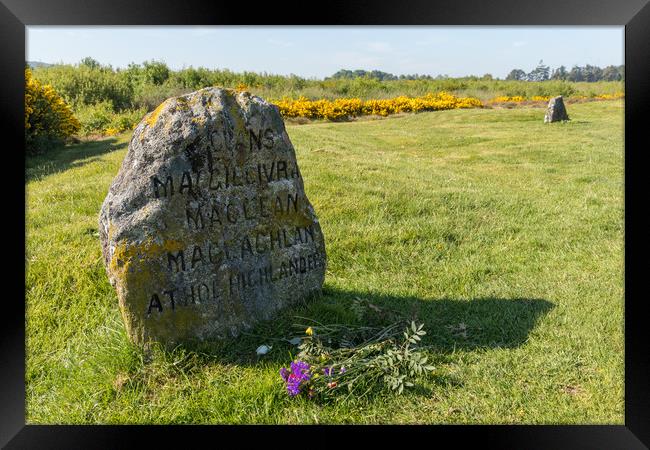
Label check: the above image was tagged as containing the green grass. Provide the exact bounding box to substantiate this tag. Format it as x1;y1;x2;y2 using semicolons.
25;100;624;424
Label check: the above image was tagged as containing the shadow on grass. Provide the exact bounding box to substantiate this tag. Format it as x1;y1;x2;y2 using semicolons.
125;287;554;402
25;137;127;183
179;286;554;368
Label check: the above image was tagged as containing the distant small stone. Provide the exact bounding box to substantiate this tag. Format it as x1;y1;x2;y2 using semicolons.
544;96;570;123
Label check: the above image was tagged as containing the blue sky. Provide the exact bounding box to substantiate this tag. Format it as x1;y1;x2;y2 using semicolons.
26;26;624;79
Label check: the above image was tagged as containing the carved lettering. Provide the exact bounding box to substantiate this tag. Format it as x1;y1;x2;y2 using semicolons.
152;175;174;198
263;128;274;149
191;245;204;269
186;206;204;229
167;250;186;273
163;289;177;310
249;128;263;152
179;171;193;195
148;294;163;314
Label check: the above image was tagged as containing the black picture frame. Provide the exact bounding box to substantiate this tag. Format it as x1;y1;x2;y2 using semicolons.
3;0;649;447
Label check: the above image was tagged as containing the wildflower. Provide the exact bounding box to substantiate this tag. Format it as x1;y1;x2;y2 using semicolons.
323;367;332;376
280;360;312;397
327;381;338;389
286;374;302;397
306;327;313;336
340;366;347;374
290;361;311;378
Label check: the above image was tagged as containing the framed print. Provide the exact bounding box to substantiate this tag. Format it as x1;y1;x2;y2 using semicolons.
2;0;649;447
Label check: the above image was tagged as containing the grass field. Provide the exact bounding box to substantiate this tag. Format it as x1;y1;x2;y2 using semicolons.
25;100;624;424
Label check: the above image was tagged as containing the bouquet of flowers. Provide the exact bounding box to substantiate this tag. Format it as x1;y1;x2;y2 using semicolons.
279;299;435;401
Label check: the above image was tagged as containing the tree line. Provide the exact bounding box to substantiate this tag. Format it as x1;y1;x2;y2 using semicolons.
328;69;442;81
330;62;624;83
506;60;624;82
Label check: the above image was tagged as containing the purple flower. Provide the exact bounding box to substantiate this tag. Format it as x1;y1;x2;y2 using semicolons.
286;374;302;396
290;361;311;377
280;360;312;397
323;367;332;376
340;366;347;374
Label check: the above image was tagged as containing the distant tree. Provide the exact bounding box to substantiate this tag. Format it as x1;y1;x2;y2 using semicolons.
141;60;170;85
527;60;550;81
567;66;583;82
506;69;527;81
329;69;435;81
551;65;568;80
369;70;398;81
601;65;621;81
507;63;624;82
329;69;354;79
481;73;494;80
79;57;101;70
583;64;603;82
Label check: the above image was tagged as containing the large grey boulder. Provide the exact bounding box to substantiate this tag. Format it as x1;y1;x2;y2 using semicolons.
99;87;326;346
544;96;570;123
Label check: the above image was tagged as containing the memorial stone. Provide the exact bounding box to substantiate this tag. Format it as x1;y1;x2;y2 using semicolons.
99;87;326;346
544;95;570;123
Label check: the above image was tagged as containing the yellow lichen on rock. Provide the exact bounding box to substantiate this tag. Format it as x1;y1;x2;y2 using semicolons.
109;238;184;282
191;116;207;126
146;99;170;128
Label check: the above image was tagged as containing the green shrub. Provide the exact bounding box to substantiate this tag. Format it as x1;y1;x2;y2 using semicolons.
32;64;133;110
132;83;190;111
106;108;148;135
74;101;147;136
74;101;114;135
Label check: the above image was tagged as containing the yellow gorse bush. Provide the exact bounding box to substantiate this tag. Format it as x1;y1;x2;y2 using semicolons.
594;92;624;100
490;93;624;105
25;68;80;154
271;92;483;121
491;96;525;103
